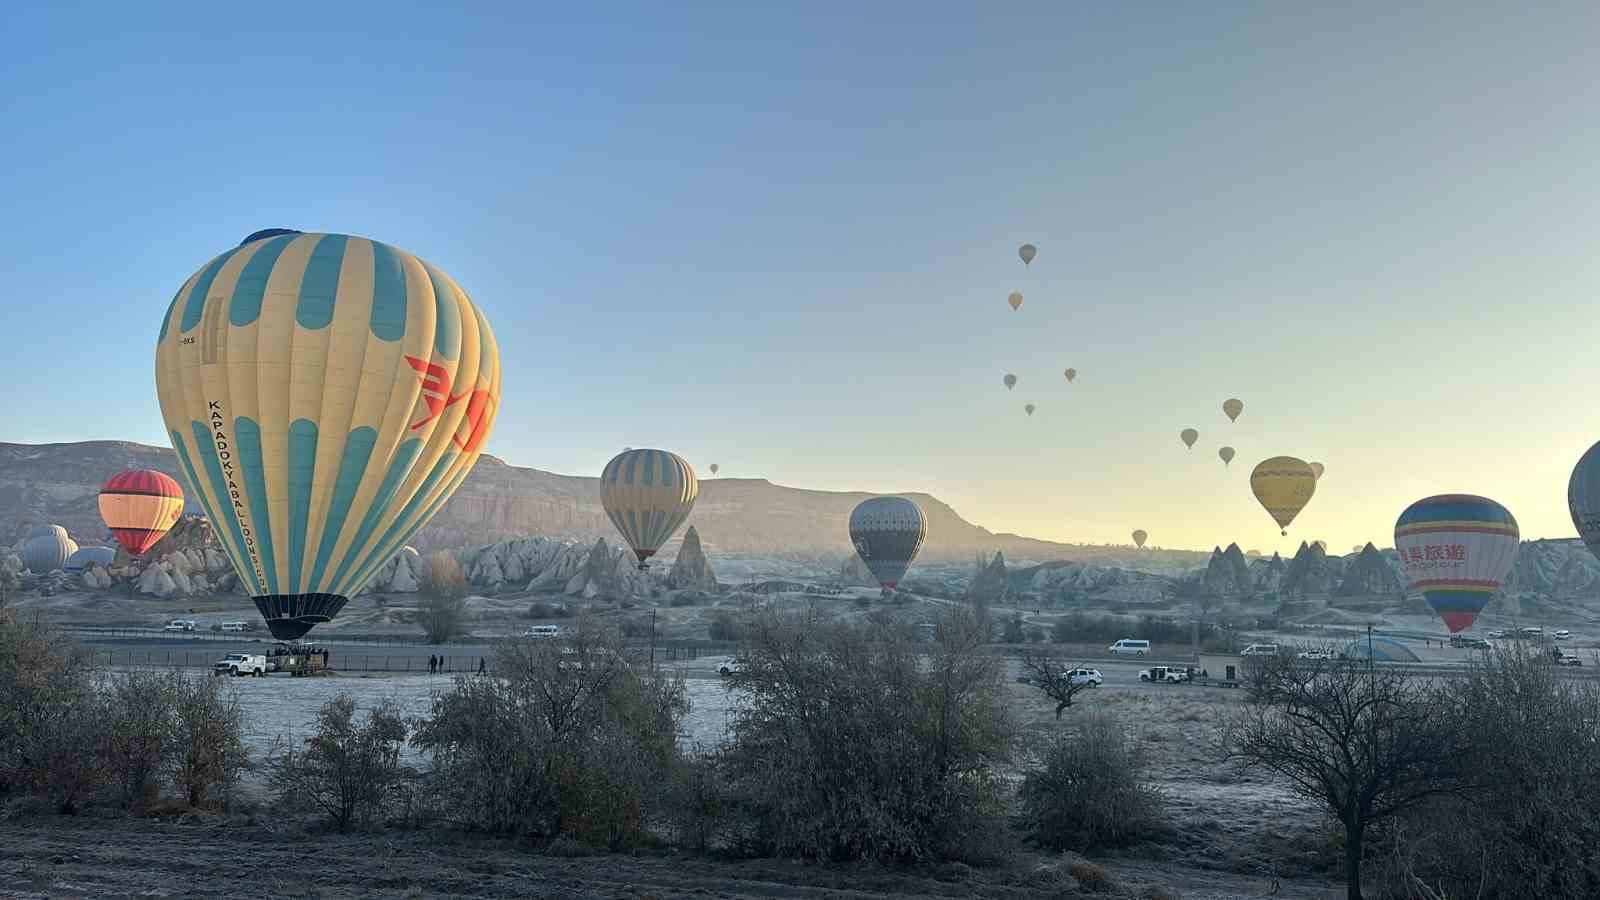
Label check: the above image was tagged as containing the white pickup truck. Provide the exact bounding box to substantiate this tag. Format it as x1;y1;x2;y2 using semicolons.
213;653;267;677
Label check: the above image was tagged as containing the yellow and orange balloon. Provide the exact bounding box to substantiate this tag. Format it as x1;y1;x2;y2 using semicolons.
99;470;184;557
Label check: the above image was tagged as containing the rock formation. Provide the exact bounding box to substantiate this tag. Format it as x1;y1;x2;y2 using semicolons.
968;551;1010;606
1336;543;1405;596
1282;542;1343;596
1250;553;1287;595
1202;544;1254;597
667;527;717;591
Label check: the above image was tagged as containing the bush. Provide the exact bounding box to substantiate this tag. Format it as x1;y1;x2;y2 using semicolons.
269;694;409;832
707;613;743;642
419;551;469;644
620;617;651;639
526;601;571;619
168;674;248;809
717;608;1016;862
412;614;686;849
0;613;103;809
1066;857;1120;894
101;670;177;810
1021;713;1163;852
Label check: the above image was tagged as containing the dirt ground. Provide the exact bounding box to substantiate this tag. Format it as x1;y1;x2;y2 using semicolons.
0;818;1340;900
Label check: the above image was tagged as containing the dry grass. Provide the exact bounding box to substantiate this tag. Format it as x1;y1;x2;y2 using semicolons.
1065;856;1120;893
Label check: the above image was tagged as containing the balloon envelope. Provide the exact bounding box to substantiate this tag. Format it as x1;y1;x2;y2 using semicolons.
1018;243;1037;266
1395;494;1518;633
1132;529;1147;548
600;449;699;567
1219;446;1236;466
1024;403;1035;416
99;469;184;558
65;546;116;573
1180;428;1198;449
22;530;77;574
1223;398;1243;422
1569;440;1600;561
1008;292;1023;311
849;497;927;589
709;463;719;475
155;230;503;640
1249;457;1316;534
1003;373;1017;390
1309;462;1325;480
1063;368;1076;382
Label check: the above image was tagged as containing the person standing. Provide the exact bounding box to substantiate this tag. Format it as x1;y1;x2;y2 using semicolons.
428;654;437;675
478;657;486;676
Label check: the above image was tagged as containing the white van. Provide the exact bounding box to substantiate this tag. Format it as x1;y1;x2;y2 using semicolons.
1108;638;1151;656
524;624;561;639
220;622;247;633
1240;643;1280;657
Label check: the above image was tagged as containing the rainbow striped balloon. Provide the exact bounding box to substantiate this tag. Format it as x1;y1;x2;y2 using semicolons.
1394;494;1519;633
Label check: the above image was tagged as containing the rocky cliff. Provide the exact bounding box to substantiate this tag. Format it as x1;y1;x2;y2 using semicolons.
1282;542;1343;596
667;527;718;592
1336;543;1405;596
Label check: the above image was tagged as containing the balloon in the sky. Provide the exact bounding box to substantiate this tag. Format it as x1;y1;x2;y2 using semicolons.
1063;368;1076;383
1025;403;1036;416
849;497;927;590
1395;494;1519;633
22;528;77;574
709;463;720;476
1249;456;1317;535
155;229;503;640
1004;373;1017;391
99;470;184;558
600;449;699;569
1008;292;1023;311
1218;446;1236;466
1568;440;1600;562
1309;462;1325;480
1132;529;1148;549
1223;398;1244;422
1180;428;1198;449
1018;243;1037;266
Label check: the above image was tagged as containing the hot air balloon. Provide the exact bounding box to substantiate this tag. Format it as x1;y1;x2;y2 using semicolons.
1008;292;1023;311
27;524;67;540
600;449;698;569
1218;446;1236;466
1063;368;1076;382
1395;495;1519;633
65;546;116;573
1018;244;1037;266
22;529;77;574
1309;462;1325;480
1180;428;1198;449
1132;529;1148;549
849;497;927;590
1569;440;1600;560
1249;456;1316;535
709;463;720;476
1004;373;1017;391
1223;398;1243;422
1025;403;1036;416
155;229;502;640
99;469;184;559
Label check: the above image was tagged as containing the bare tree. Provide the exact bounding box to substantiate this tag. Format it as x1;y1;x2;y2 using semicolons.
0;556;20;611
1019;650;1097;719
168;674;248;809
1223;655;1464;900
418;551;469;644
269;694;409;832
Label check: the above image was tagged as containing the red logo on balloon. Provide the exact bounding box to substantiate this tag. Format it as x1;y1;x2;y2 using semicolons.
405;355;496;453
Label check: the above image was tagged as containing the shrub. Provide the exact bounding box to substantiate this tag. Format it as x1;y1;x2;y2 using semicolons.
718;607;1016;862
620;617;651;639
707;613;742;642
168;674;248;809
101;670;178;810
1021;713;1163;852
527;601;571;619
0;613;103;809
412;614;686;849
1066;858;1120;894
269;694;409;832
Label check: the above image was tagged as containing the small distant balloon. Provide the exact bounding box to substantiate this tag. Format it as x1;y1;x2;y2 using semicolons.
1249;456;1317;536
1223;398;1244;422
1309;462;1325;480
1024;403;1036;416
1180;428;1199;449
1063;368;1077;382
1019;243;1037;266
1132;529;1148;549
1007;292;1023;311
1218;446;1236;466
709;463;719;475
1004;373;1017;390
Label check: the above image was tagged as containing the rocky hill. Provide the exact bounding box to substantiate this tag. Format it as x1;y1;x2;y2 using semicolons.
0;440;1211;566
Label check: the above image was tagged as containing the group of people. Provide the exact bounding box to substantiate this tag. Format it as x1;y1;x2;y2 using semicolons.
427;654;486;675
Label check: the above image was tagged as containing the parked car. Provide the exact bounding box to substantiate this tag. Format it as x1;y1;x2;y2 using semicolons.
524;624;561;639
163;619;196;633
213;653;266;677
1066;667;1103;687
1555;630;1572;640
1486;630;1506;639
1459;638;1493;651
1240;643;1280;657
1556;652;1584;667
220;621;248;633
1520;626;1545;637
1108;639;1151;656
1296;648;1335;660
717;656;745;676
1139;665;1188;684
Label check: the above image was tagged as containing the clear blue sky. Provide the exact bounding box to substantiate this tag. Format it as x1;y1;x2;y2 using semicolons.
7;2;1600;553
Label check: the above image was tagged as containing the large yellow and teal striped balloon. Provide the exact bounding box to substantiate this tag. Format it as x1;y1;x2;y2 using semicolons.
154;229;502;639
600;449;698;568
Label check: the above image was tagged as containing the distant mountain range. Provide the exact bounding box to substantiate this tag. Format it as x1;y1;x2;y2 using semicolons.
0;440;1209;567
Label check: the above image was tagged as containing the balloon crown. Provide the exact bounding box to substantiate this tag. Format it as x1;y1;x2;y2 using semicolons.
239;228;302;245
